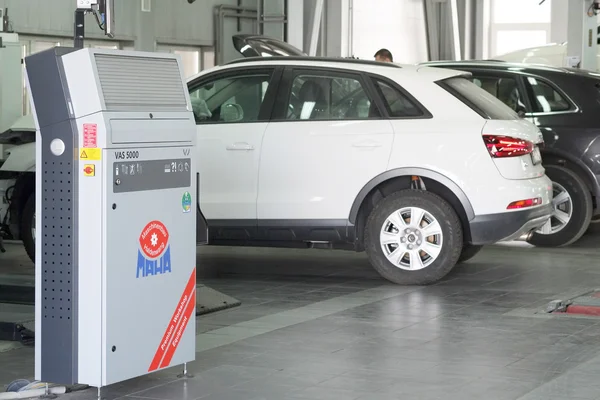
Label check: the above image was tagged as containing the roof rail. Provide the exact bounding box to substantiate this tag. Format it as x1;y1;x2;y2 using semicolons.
424;59;507;64
225;56;403;68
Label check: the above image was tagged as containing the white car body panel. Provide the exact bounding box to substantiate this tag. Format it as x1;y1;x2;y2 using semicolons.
385;117;551;217
482;120;545;181
0;142;36;172
258;119;394;220
197;123;267;220
8;114;36;132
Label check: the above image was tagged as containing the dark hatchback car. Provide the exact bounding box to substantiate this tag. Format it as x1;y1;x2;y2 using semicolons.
422;60;600;248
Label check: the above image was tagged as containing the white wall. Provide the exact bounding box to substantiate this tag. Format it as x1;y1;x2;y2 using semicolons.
351;0;428;63
550;0;569;43
488;0;552;57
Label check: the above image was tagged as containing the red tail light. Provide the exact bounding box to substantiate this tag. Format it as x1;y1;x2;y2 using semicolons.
483;135;534;158
507;197;542;210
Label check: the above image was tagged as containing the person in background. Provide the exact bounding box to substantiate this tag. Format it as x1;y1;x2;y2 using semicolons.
374;48;393;63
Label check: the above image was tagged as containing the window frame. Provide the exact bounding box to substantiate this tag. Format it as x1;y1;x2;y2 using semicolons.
520;73;579;117
186;65;283;125
270;66;385;122
465;69;532;114
437;75;521;120
368;74;433;120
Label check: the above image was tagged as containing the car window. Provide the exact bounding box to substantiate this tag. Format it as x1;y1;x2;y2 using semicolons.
188;72;272;124
470;75;527;114
373;79;424;117
440;77;519;120
523;76;571;113
285;73;379;120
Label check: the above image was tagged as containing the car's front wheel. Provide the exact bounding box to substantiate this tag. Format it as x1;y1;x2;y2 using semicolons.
527;165;592;247
364;189;463;285
21;192;35;263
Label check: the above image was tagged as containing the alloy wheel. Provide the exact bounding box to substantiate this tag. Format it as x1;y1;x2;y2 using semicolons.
537;181;572;235
379;206;443;271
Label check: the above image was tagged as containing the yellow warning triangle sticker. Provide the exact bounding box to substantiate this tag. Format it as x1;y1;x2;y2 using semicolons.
80;150;88;159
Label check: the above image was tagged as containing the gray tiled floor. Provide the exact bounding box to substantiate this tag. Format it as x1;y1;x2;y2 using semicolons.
2;236;600;399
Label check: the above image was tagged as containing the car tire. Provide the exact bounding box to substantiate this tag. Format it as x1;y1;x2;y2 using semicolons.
364;189;463;285
21;192;35;264
527;165;592;247
585;215;600;235
458;244;483;263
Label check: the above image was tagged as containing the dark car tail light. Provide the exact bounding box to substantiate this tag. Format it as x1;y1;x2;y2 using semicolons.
483;135;534;158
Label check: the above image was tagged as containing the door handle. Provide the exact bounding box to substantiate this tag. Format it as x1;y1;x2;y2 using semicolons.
226;142;254;151
352;141;382;148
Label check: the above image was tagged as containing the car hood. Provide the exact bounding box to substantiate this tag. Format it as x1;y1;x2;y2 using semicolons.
493;43;567;65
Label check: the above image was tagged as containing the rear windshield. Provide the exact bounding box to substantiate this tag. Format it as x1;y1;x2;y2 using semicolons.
439;77;519;120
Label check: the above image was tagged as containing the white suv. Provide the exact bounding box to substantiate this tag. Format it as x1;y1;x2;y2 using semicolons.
0;36;554;285
187;36;552;285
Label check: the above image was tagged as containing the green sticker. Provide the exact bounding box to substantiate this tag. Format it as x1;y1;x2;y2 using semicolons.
182;191;192;213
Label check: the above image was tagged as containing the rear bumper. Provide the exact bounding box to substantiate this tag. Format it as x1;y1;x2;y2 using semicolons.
469;203;553;245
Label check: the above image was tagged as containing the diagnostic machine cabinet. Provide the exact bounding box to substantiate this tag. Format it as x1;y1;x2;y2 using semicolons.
25;47;197;387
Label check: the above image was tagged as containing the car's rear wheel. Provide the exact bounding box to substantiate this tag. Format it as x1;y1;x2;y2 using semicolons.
364;189;463;285
458;244;483;263
586;215;600;235
527;165;592;247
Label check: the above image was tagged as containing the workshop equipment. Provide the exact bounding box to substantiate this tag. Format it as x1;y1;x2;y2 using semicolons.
26;46;197;392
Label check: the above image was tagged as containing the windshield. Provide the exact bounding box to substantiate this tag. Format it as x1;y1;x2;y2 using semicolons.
439;77;519;120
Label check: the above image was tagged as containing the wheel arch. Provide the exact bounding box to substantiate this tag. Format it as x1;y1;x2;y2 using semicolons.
349;168;475;249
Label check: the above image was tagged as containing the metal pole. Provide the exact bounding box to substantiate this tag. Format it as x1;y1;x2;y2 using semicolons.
74;9;85;49
422;0;439;61
348;0;354;57
449;0;462;60
308;0;325;56
257;0;263;34
283;0;288;42
463;0;474;60
237;0;242;32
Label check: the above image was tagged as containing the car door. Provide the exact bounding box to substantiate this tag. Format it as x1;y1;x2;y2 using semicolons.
256;66;394;238
187;66;282;239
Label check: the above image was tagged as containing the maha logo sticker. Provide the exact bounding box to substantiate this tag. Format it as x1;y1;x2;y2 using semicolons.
137;220;172;278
